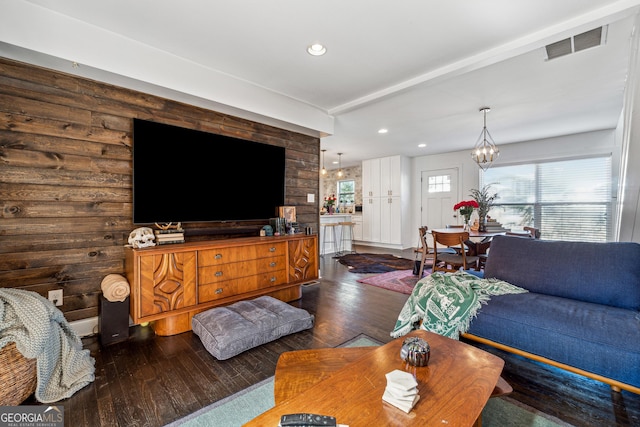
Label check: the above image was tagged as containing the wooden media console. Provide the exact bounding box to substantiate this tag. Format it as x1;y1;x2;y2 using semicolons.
125;234;318;336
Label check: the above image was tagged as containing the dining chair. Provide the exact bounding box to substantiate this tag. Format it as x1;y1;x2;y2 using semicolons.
505;227;541;239
524;226;541;239
415;226;457;277
414;226;431;277
431;230;480;273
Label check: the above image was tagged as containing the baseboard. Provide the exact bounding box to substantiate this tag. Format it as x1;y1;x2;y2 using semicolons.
70;315;136;338
353;241;409;250
70;316;99;337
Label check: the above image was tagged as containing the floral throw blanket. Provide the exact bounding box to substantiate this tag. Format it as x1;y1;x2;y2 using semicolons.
391;271;527;340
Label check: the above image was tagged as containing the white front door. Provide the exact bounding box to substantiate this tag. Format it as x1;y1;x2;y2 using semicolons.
421;168;459;230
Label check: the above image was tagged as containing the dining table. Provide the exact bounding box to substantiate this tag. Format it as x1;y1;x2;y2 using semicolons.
430;228;511;256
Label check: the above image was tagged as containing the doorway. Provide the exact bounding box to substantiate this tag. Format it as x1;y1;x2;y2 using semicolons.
421;168;459;230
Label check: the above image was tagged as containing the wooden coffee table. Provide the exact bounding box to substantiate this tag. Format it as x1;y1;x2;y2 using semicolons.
243;330;505;427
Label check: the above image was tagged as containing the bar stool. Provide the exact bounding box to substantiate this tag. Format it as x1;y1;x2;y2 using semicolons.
321;223;339;257
338;221;357;255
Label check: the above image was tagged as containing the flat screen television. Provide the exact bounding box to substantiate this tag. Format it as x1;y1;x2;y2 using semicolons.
132;118;286;224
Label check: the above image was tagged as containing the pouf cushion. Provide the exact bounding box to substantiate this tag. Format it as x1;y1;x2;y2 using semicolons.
192;296;314;360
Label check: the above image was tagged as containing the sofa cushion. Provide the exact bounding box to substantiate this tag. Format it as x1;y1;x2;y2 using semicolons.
467;292;640;388
192;296;314;360
483;236;640;310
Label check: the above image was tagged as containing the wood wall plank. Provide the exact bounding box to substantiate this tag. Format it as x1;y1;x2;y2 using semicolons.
0;57;320;322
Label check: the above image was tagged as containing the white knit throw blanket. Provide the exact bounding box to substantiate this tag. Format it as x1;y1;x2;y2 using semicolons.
0;288;95;403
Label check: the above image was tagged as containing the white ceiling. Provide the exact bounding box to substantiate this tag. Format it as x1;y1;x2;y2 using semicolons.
2;0;640;168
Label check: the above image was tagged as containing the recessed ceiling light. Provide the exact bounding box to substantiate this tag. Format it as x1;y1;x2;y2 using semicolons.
307;43;327;56
378;128;388;134
418;143;426;148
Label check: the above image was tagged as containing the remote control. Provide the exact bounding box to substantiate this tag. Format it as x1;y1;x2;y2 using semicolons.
279;413;337;426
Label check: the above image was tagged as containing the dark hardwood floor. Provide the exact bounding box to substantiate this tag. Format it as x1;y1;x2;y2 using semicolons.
30;245;640;426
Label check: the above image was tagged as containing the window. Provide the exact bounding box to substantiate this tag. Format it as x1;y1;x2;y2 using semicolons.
428;175;451;193
337;180;355;205
482;156;612;242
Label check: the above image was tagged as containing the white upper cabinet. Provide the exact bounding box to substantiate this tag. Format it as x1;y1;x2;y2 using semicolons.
362;158;381;198
360;155;411;248
363;156;401;198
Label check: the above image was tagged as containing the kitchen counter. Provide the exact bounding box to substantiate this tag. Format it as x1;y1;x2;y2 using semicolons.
319;214;353;255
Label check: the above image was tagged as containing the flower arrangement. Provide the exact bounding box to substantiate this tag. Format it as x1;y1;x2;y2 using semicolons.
324;194;337;213
324;194;337;207
469;185;498;219
469;184;498;231
453;200;479;223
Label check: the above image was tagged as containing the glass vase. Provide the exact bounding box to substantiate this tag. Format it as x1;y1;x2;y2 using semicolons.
478;215;487;232
463;219;470;231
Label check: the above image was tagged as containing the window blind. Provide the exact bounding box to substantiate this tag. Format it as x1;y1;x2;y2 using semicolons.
481;156;612;242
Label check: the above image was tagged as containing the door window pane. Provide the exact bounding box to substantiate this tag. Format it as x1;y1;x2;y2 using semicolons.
428;175;451;193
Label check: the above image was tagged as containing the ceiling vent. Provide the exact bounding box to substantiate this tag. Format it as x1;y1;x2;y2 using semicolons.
545;26;607;60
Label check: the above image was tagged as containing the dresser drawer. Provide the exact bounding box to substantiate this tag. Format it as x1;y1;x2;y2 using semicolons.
198;269;288;303
198;242;286;266
198;255;286;284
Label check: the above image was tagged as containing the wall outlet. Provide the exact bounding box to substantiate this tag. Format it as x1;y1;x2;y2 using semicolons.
48;289;63;306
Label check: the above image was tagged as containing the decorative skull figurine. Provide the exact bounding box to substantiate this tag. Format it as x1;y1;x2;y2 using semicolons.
128;227;156;248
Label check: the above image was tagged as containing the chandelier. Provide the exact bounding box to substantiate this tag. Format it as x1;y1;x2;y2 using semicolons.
321;149;327;176
471;107;499;171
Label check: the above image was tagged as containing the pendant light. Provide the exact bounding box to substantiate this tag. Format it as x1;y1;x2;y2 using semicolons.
321;149;327;176
337;153;344;178
471;107;500;171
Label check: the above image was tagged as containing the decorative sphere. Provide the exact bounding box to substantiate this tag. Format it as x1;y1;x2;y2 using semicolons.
400;337;430;367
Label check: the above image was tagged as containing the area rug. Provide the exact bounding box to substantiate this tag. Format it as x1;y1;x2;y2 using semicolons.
357;269;426;294
166;334;381;427
166;334;573;427
336;253;415;273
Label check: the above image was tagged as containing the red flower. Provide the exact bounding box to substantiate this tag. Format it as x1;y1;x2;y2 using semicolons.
324;194;337;205
453;200;479;211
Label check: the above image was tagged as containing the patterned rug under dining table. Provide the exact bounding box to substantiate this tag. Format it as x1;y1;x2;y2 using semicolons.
242;329;505;427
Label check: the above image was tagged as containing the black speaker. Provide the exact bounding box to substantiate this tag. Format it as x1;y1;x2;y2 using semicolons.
99;295;130;346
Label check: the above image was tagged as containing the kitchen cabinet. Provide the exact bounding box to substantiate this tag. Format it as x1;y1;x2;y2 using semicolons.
352;215;363;241
361;155;411;248
362;197;381;242
319;214;354;255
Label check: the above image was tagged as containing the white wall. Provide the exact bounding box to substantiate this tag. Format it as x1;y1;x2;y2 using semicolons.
617;13;640;243
0;2;334;138
409;129;622;242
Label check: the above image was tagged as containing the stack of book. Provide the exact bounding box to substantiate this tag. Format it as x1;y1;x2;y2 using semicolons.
154;229;185;245
484;219;509;233
382;369;420;413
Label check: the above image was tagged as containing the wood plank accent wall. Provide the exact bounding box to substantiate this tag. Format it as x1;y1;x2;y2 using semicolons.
0;57;320;323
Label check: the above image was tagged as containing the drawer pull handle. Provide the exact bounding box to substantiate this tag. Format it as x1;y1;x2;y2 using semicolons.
215;288;223;294
215;271;223;277
270;262;277;267
269;247;276;252
215;254;223;259
270;277;277;282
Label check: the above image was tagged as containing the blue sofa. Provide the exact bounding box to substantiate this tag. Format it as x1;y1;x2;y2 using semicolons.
463;235;640;393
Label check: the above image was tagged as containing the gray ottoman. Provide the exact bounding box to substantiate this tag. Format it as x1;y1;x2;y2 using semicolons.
192;296;314;360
